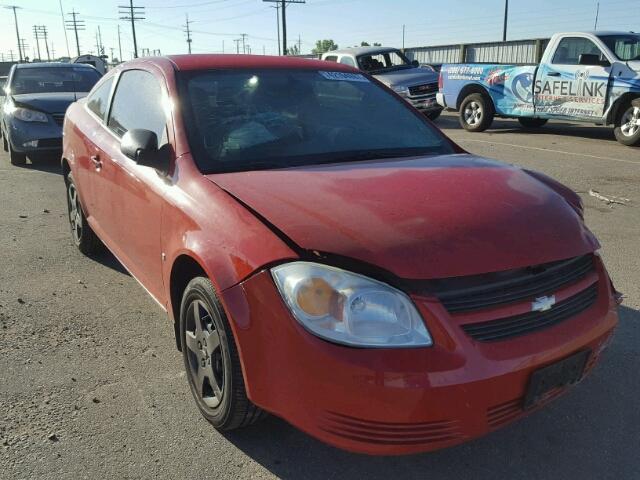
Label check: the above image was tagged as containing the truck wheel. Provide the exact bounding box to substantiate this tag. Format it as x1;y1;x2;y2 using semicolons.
426;110;442;121
459;93;494;132
518;118;548;128
614;100;640;146
9;144;27;166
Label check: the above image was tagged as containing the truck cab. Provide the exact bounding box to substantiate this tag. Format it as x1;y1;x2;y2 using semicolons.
437;31;640;146
323;47;443;119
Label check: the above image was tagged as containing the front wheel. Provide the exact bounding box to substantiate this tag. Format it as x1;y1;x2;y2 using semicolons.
426;110;442;121
180;277;265;430
614;101;640;146
518;117;548;128
459;93;494;132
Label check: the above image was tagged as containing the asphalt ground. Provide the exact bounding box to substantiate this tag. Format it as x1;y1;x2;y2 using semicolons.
1;112;639;479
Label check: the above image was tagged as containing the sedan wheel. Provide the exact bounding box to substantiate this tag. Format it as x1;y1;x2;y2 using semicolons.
65;174;102;255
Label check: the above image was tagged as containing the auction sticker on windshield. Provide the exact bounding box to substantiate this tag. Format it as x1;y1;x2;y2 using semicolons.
319;71;369;82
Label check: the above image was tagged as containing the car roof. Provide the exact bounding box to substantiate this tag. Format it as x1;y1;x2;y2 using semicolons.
163;54;357;72
15;62;96;69
326;47;399;57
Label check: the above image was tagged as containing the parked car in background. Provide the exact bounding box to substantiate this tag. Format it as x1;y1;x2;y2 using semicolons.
322;47;443;119
61;54;619;455
1;63;101;165
437;31;640;146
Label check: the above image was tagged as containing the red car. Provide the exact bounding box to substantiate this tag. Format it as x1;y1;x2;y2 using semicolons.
62;55;619;455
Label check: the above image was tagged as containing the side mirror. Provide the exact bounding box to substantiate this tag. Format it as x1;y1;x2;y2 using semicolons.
121;129;169;173
578;53;609;67
411;60;419;67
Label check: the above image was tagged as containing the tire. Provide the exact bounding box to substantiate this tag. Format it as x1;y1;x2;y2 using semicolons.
426;109;442;121
9;144;26;166
2;133;8;153
518;117;548;128
613;100;640;147
459;93;494;132
65;173;102;255
180;277;265;430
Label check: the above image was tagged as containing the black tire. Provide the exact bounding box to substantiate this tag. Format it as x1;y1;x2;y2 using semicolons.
613;99;640;147
9;144;26;166
180;277;265;430
459;93;494;132
2;132;8;153
426;109;442;121
65;173;102;255
518;117;548;128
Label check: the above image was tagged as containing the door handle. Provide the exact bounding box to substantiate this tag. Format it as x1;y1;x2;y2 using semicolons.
90;155;102;169
547;72;561;77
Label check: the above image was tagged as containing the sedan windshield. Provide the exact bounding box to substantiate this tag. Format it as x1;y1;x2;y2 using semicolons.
598;34;640;61
11;67;101;95
180;69;452;173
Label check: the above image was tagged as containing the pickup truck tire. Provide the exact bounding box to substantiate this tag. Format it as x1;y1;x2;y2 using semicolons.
459;93;494;132
426;110;442;121
518;118;548;128
614;100;640;146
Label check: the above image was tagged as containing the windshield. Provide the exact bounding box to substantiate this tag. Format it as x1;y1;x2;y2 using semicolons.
598;34;640;61
357;50;413;73
179;69;453;174
11;67;101;95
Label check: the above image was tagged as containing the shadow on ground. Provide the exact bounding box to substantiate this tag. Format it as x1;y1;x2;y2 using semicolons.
436;115;618;143
221;305;638;480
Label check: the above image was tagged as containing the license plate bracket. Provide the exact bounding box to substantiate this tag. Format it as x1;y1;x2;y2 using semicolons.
523;349;591;409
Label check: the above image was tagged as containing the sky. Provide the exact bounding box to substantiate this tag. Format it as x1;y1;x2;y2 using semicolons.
0;0;638;61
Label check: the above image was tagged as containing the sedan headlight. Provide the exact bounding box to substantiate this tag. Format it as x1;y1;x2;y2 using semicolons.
271;262;432;348
13;107;48;123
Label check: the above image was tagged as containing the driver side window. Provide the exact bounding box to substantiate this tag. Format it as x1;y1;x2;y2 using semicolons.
552;37;606;65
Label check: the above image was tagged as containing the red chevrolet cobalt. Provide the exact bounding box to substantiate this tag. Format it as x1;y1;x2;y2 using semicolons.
61;55;619;455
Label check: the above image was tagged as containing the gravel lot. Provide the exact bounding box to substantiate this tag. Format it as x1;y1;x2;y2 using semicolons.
1;113;639;479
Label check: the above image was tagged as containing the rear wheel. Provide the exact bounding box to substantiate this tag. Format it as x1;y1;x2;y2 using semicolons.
180;277;265;430
518;117;548;128
459;93;494;132
65;174;102;255
9;144;26;166
614;100;640;146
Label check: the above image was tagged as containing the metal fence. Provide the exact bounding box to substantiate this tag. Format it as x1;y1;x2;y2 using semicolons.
404;38;551;65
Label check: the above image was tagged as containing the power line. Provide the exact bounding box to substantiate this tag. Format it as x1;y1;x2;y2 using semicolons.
183;13;193;54
4;6;23;62
65;10;85;57
262;0;305;55
119;1;145;59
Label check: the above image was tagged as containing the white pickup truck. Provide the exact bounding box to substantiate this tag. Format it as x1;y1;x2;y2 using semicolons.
437;31;640;146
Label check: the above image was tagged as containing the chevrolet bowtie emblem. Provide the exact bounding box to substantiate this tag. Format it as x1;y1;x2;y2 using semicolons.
532;295;556;312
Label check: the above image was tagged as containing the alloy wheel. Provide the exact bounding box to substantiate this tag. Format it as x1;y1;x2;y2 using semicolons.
185;299;225;409
464;101;483;126
67;182;83;244
620;106;640;137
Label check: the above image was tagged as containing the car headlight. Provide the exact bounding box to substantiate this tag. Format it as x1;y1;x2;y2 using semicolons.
392;86;410;97
13;107;48;123
271;262;432;348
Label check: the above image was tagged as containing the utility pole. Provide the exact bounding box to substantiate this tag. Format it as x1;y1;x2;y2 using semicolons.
110;47;115;63
402;24;405;50
98;26;104;56
263;0;305;55
117;25;123;61
297;34;301;55
183;13;193;54
65;10;85;57
240;33;248;54
51;42;56;59
58;0;71;58
41;26;51;60
270;4;281;55
33;25;42;61
119;1;145;59
4;6;23;62
19;39;29;61
502;0;509;42
8;50;15;62
594;2;600;30
234;38;241;54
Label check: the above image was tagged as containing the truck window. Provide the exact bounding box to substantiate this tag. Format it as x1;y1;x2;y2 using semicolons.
324;55;338;62
552;37;606;65
339;56;356;67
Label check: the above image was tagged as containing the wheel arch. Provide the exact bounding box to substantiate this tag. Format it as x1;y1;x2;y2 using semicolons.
607;93;640;125
61;157;71;179
456;83;495;111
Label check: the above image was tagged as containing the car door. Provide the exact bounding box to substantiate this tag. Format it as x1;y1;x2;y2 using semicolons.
535;36;613;120
100;68;172;303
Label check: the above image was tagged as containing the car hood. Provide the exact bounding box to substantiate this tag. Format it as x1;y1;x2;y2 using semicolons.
374;67;439;88
207;154;599;280
11;92;88;114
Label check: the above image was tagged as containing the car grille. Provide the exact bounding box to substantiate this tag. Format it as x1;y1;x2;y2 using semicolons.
425;254;595;314
461;283;598;342
38;138;62;148
51;113;65;126
408;82;438;97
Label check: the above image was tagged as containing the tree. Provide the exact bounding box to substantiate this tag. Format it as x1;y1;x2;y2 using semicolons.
312;39;338;55
360;41;381;47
